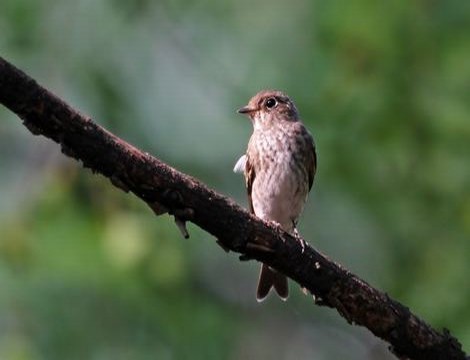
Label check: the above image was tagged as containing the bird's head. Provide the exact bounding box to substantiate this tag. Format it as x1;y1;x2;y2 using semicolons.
237;90;299;129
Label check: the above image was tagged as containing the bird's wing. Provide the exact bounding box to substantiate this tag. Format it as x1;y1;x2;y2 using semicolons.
302;127;317;192
308;142;317;191
245;154;256;214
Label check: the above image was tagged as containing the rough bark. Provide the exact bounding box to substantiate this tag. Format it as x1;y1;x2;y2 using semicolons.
0;56;468;360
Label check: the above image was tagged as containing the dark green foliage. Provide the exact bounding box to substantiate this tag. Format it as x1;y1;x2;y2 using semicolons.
0;0;469;358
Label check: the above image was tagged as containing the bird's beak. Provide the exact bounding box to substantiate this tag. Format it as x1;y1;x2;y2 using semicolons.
237;106;255;114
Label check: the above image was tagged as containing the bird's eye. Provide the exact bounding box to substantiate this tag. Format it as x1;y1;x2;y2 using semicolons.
265;98;277;109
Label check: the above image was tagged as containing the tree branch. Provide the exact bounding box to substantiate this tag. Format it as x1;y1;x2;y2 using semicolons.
0;56;467;360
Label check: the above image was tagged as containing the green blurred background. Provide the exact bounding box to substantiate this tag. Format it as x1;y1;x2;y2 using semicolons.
1;0;469;359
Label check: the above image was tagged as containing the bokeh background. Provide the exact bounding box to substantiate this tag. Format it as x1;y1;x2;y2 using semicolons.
1;0;469;359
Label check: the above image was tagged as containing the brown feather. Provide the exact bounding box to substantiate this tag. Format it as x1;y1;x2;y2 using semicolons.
297;123;317;192
245;154;256;214
308;142;317;191
257;264;288;302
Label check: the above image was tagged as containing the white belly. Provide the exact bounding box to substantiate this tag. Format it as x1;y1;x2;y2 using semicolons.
251;162;308;233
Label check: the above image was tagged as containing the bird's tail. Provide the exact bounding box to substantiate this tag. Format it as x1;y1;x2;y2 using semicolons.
256;264;288;302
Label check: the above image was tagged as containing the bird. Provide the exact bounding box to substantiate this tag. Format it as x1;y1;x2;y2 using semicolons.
234;90;317;302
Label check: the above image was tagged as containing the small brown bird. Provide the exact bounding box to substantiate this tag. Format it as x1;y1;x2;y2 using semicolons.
234;90;317;302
